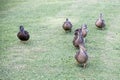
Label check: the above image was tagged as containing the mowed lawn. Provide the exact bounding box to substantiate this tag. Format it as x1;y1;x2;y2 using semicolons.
0;0;120;80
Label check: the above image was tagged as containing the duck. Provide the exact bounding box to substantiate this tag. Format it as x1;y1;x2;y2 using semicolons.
62;18;72;32
73;29;80;46
81;24;88;38
74;24;88;38
75;44;88;68
73;29;85;48
17;25;30;41
95;13;105;29
73;29;80;48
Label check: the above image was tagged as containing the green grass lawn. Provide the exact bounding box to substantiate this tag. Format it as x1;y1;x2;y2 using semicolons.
0;0;120;80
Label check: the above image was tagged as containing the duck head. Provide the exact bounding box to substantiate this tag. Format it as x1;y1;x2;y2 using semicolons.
82;24;87;29
99;13;103;20
20;25;24;32
66;18;68;21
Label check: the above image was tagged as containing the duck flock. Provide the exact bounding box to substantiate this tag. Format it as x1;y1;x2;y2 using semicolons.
17;13;105;68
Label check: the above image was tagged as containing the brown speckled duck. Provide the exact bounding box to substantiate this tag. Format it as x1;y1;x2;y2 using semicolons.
73;29;85;48
17;25;30;41
81;24;88;37
62;18;72;32
75;44;88;68
95;13;105;29
73;29;80;47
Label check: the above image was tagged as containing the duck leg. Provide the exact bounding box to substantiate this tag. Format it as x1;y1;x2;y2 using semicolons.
83;63;87;68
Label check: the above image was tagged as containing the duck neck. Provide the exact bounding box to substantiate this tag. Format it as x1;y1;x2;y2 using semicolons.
79;44;87;57
81;27;86;34
76;31;80;41
20;26;25;34
81;27;84;32
99;13;103;20
66;18;68;21
79;44;86;51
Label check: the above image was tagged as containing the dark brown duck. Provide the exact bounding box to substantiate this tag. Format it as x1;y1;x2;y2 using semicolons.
73;29;84;48
62;18;72;32
17;25;30;41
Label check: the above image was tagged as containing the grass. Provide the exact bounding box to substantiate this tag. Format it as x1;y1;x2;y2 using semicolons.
0;0;120;80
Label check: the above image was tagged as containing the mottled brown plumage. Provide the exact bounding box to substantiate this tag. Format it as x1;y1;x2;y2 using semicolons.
75;44;88;68
95;13;105;29
62;18;72;32
81;24;88;37
17;25;30;41
74;24;88;38
73;29;84;48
